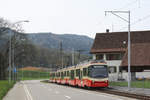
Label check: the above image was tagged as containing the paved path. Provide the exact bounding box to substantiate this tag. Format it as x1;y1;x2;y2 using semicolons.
3;80;137;100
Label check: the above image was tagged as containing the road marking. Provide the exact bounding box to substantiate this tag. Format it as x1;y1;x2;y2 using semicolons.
23;84;33;100
23;85;30;100
65;95;71;99
55;91;60;94
67;88;123;100
48;88;52;91
43;86;46;88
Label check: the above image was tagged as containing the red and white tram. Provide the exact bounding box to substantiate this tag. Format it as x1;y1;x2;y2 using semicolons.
49;60;109;88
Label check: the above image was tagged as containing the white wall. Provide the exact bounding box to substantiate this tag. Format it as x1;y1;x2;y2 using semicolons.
106;60;122;67
136;71;150;78
92;54;96;60
107;60;122;81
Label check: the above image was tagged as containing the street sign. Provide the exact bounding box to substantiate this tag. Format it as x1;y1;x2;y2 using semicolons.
14;67;17;73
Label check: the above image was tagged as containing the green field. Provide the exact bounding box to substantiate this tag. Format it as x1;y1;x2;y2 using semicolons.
18;70;50;80
0;81;15;100
109;81;150;88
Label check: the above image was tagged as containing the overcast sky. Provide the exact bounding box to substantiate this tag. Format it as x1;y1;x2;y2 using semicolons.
0;0;150;38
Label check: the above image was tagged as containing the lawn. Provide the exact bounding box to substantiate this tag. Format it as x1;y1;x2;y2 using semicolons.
0;80;15;100
109;80;150;88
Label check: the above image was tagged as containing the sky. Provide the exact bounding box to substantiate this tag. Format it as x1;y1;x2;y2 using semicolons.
0;0;150;38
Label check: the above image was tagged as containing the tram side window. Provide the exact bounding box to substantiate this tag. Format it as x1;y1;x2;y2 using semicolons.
54;73;56;77
58;72;60;77
70;70;74;80
52;73;54;78
64;71;66;77
83;68;87;76
61;72;64;79
76;69;80;77
87;67;91;77
67;71;69;76
56;73;58;77
57;73;59;77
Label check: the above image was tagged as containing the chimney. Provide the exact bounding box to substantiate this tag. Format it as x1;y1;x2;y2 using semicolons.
106;29;109;33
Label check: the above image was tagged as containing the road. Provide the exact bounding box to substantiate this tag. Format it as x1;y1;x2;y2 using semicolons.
3;80;137;100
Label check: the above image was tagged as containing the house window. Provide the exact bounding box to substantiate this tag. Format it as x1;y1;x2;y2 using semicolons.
106;53;122;60
108;66;117;73
96;54;103;60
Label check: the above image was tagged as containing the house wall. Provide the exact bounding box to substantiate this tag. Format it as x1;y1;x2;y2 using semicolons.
106;60;122;81
92;54;96;60
136;71;150;78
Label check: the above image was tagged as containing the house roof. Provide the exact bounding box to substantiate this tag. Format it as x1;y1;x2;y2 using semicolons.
121;43;150;67
90;31;150;53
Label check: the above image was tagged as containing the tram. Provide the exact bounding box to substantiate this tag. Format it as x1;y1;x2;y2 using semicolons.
49;60;109;88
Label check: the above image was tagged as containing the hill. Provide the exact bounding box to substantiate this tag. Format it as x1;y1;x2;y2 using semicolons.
27;33;94;53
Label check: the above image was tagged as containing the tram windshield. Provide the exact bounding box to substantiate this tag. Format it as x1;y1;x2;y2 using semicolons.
88;65;108;78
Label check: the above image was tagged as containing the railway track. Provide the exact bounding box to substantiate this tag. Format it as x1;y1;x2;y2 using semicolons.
93;87;150;100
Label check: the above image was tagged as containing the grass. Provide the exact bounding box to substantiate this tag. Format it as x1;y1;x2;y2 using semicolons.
109;80;150;88
17;70;49;80
0;80;15;100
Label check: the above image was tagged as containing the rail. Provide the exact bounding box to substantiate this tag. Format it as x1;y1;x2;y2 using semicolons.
95;88;150;100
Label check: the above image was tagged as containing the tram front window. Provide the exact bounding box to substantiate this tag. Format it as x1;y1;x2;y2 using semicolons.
88;65;108;78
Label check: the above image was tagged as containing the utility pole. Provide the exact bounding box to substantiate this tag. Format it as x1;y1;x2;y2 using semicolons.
105;11;131;90
76;50;85;64
12;32;15;81
60;41;63;69
72;48;75;65
9;29;12;83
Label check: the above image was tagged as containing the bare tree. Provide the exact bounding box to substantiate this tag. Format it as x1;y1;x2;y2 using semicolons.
0;17;24;32
0;17;24;80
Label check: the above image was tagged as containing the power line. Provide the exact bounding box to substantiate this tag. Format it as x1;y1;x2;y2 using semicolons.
131;14;150;25
118;13;150;31
114;0;139;10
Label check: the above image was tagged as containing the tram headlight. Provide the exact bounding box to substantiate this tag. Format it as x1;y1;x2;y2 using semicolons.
104;80;108;83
